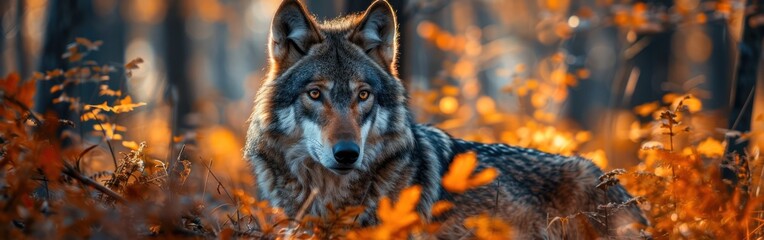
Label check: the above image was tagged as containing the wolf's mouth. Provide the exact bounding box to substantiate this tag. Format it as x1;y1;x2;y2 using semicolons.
329;167;354;175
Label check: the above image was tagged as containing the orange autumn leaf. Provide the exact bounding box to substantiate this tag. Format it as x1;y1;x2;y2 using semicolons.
349;185;423;240
634;101;659;117
1;73;37;107
430;200;454;217
576;68;591;79
44;69;64;80
582;149;609;169
697;137;724;158
50;84;65;93
464;213;513;240
122;141;140;150
113;96;147;113
99;85;122;97
93;123;126;140
679;95;702;113
75;37;103;51
84;96;146;114
442;152;499;193
377;185;421;229
1;72;20;94
125;57;144;77
469;168;499;187
39;144;63;181
84;101;109;111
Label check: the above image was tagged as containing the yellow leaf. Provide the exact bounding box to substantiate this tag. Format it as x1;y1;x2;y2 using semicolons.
697;137;724;158
582;149;608;169
125;57;144;70
99;85;122;97
367;185;423;239
443;152;476;193
75;37;103;51
467;167;499;187
84;101;110;111
576;68;591;79
122;141;140;150
125;57;145;77
1;72;20;95
441;85;460;96
94;123;126;140
430;201;454;217
442;152;499;193
662;93;681;103
681;96;702;113
84;96;146;114
633;101;659;117
575;131;592;142
464;213;513;240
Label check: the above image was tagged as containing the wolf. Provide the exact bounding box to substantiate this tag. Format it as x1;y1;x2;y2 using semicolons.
244;0;648;238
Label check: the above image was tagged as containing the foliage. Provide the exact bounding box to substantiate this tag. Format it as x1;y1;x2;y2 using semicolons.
624;96;763;239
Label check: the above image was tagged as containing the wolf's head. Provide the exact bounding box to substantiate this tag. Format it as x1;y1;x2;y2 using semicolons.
248;0;413;177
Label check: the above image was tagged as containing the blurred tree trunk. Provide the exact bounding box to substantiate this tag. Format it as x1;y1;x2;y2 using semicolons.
163;0;193;133
720;0;764;193
35;0;125;136
15;0;29;79
0;1;8;76
35;0;84;120
726;0;764;155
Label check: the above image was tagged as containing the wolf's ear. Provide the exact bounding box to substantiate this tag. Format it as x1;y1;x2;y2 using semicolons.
269;0;321;69
351;1;398;74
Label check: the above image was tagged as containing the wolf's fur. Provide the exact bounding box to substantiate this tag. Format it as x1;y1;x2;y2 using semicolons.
245;0;647;238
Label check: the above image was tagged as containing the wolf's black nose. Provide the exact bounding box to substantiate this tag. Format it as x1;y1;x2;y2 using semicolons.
333;141;360;165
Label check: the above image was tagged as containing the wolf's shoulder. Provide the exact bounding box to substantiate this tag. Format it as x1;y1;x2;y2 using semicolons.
451;139;597;169
450;139;605;200
409;124;604;186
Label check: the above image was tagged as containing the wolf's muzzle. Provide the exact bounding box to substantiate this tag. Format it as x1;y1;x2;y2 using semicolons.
332;141;360;165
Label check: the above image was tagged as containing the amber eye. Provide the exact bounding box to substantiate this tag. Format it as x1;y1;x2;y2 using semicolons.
358;90;370;101
308;89;321;100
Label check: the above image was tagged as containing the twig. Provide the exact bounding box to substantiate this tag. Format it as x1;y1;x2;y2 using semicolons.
729;88;756;136
90;112;118;169
202;158;213;197
199;157;235;203
62;162;127;204
35;169;50;201
76;144;100;173
2;95;42;125
168;144;186;200
295;188;319;221
352;181;373;226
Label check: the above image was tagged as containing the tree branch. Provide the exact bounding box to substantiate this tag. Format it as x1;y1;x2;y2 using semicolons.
62;162;127;204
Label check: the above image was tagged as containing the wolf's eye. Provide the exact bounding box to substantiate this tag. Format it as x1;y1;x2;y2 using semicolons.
308;89;321;100
358;90;370;101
